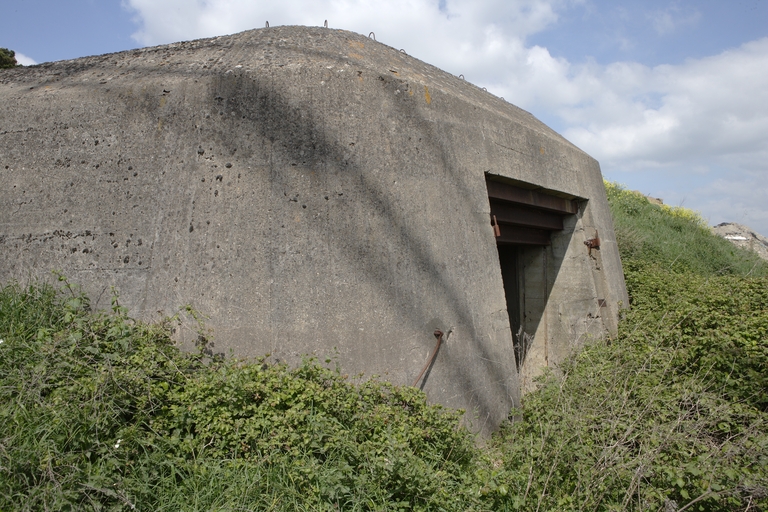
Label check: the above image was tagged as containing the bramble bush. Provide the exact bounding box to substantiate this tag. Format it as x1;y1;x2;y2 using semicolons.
480;184;768;511
0;279;482;511
488;262;768;511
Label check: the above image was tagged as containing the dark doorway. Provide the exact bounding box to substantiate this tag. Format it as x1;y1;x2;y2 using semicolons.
497;245;523;368
497;246;520;345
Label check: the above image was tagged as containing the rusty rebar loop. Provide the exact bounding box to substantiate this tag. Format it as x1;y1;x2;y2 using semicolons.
411;328;450;388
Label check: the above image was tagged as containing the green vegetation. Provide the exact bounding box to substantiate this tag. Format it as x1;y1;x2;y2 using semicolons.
604;181;768;277
0;48;19;69
0;281;479;510
1;183;766;510
483;184;768;511
489;263;768;510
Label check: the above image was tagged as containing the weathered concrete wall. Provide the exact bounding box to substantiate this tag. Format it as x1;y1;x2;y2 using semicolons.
0;26;627;433
516;202;624;391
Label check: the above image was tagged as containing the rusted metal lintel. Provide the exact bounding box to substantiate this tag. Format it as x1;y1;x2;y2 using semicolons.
496;225;552;246
486;179;579;214
489;199;564;230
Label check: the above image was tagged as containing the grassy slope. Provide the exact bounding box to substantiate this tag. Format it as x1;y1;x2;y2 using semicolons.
604;181;768;277
1;182;766;511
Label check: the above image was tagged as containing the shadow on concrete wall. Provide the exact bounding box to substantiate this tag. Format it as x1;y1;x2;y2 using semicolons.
209;69;505;418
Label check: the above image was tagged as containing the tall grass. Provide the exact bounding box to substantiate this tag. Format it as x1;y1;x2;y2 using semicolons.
605;181;768;277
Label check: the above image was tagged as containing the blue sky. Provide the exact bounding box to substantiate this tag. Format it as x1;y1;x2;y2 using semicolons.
3;0;768;235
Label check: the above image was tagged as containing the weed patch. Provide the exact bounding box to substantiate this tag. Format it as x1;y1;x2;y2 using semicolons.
0;280;483;511
605;181;768;277
489;263;768;511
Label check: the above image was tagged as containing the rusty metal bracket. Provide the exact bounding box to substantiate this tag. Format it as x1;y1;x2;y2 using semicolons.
491;215;501;237
411;329;445;388
584;230;600;256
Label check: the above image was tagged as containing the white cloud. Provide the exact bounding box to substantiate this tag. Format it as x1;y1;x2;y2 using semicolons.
122;0;587;117
123;0;568;79
660;170;768;235
14;52;37;66
125;0;566;46
562;38;768;173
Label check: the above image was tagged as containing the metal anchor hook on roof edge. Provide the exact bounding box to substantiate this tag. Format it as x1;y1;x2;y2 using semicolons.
584;230;600;256
411;328;452;388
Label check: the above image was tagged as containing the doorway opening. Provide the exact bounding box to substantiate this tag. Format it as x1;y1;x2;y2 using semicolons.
486;174;578;370
497;245;524;368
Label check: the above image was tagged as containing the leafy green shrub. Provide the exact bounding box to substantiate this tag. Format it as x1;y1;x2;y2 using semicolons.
487;264;768;511
480;186;768;511
0;280;201;510
624;261;768;410
0;280;484;511
0;48;18;68
149;357;479;509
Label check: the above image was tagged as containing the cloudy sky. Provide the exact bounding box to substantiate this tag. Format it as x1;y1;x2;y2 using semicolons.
3;0;767;235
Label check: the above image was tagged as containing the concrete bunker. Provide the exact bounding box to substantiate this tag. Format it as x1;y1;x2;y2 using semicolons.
0;26;628;434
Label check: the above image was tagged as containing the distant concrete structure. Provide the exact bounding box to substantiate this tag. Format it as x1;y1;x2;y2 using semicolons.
0;26;627;433
712;223;768;262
